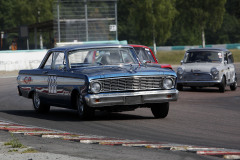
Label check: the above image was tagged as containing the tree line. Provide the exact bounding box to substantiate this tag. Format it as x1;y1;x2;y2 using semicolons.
118;0;240;47
0;0;239;49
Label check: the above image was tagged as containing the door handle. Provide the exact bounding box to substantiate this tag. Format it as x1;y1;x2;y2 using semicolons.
42;71;48;74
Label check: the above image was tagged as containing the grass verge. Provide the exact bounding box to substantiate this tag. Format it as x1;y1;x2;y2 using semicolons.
4;133;25;148
156;49;240;65
21;148;38;153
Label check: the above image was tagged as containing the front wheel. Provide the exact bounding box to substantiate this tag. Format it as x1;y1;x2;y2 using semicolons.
32;91;50;113
150;102;169;119
219;77;226;93
177;84;183;91
76;94;94;120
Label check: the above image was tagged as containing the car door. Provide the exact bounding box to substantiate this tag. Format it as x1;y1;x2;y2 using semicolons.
226;52;235;84
41;51;70;106
224;52;234;84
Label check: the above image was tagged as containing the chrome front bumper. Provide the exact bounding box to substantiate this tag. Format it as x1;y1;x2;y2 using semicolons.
177;80;221;87
84;90;179;107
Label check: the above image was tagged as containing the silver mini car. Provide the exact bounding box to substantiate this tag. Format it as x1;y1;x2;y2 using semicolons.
177;48;237;92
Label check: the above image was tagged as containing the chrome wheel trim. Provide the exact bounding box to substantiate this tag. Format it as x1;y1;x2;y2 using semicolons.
77;98;84;115
234;81;237;88
34;92;40;109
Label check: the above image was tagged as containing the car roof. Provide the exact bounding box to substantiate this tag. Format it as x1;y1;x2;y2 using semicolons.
50;43;132;52
186;48;229;52
129;44;150;49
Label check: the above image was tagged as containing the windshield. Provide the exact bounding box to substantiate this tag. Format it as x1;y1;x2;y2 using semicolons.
68;47;137;68
183;51;223;63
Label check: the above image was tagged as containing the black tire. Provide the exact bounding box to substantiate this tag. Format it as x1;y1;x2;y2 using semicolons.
219;76;226;93
190;86;197;90
230;77;237;91
76;94;94;120
177;84;183;91
32;91;50;113
150;102;169;119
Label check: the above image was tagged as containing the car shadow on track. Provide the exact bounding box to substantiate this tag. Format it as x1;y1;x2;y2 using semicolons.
0;109;155;122
179;87;238;93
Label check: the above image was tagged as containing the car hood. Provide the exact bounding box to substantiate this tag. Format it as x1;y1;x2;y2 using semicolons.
146;63;173;69
72;64;176;80
180;63;222;72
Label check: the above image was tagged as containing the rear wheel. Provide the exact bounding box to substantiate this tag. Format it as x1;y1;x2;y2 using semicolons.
32;91;50;113
219;76;226;93
150;102;169;119
76;94;94;120
230;77;237;91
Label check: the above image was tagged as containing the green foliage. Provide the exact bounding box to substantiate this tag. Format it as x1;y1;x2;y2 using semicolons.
168;0;226;46
118;0;240;46
21;148;38;153
8;149;19;152
153;0;177;45
205;0;240;44
206;13;240;44
0;1;15;30
0;0;53;29
4;134;25;148
1;0;240;47
175;0;226;32
12;0;53;25
118;0;177;45
225;0;240;19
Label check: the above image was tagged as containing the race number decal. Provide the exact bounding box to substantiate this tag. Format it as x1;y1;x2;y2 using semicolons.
48;75;57;94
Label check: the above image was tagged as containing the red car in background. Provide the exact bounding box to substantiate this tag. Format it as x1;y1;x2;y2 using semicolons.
129;44;172;69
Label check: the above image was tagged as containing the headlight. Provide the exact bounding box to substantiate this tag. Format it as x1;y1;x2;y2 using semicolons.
163;78;173;89
177;67;184;74
211;68;219;75
91;82;101;93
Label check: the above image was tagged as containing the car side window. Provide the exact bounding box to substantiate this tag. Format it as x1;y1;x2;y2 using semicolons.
121;50;135;63
43;52;65;70
227;52;234;64
146;51;155;62
224;53;228;63
52;52;65;70
43;53;53;69
138;48;149;62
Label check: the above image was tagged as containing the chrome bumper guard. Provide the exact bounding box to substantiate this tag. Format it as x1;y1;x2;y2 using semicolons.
177;80;221;86
84;90;179;107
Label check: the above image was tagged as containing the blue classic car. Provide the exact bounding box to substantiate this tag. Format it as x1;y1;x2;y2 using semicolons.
17;44;178;119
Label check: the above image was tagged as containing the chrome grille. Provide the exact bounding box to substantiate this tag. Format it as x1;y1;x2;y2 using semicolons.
93;76;165;92
183;72;212;81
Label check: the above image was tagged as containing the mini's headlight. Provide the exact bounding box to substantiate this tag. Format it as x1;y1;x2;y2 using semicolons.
91;82;101;93
177;67;184;75
163;78;173;89
211;68;219;75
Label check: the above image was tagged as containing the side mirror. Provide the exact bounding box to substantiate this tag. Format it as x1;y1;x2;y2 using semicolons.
224;60;227;65
180;60;184;65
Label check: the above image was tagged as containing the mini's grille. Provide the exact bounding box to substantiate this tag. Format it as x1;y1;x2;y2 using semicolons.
183;72;212;81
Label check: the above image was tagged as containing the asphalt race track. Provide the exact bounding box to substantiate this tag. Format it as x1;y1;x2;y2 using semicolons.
0;66;239;154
